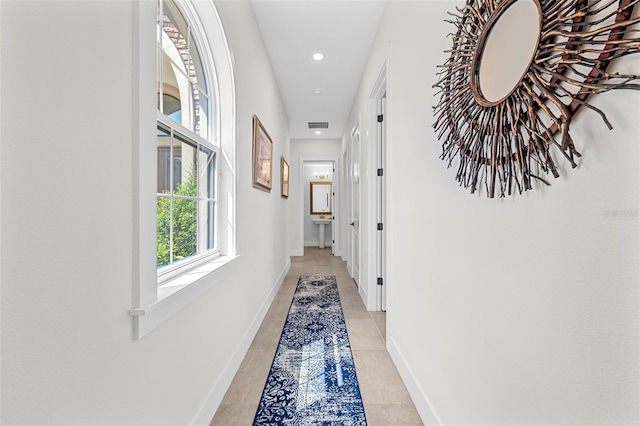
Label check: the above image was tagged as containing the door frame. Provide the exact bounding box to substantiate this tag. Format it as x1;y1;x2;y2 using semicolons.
299;157;339;255
367;59;389;312
347;119;362;290
341;149;349;263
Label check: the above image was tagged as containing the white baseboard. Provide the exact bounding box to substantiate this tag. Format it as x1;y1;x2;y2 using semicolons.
387;336;442;426
304;240;332;247
192;258;291;425
358;282;368;307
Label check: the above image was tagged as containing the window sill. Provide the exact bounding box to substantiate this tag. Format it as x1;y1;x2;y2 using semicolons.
130;254;239;339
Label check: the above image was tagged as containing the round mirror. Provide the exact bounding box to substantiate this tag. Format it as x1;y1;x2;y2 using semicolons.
472;0;542;106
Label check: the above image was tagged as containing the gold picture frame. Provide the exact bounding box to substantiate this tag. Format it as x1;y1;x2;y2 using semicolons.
281;156;290;198
252;115;273;192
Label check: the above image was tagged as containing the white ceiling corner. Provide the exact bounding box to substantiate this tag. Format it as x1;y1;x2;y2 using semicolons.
250;0;387;139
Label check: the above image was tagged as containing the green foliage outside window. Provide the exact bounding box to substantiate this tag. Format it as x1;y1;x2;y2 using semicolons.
157;170;197;267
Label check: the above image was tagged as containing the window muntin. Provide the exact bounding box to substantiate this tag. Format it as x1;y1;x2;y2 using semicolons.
156;0;218;276
156;121;218;271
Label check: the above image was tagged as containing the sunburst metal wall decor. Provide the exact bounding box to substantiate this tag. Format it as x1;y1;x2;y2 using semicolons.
433;0;640;198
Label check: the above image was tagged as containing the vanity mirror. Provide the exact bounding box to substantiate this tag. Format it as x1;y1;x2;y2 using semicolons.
434;0;640;198
310;181;332;215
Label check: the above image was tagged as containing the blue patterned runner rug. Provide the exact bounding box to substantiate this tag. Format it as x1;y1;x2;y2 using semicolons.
253;275;367;425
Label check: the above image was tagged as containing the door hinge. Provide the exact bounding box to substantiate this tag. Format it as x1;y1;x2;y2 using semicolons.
377;114;384;123
377;223;383;231
377;168;384;177
377;277;384;286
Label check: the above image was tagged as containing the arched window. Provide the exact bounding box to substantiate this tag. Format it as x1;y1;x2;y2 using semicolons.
132;0;236;339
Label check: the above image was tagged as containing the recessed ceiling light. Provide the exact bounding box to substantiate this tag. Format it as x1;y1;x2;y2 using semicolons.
312;52;324;61
315;130;322;135
313;89;323;95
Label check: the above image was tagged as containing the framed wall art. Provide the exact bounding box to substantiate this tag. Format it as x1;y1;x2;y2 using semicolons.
281;156;290;198
252;115;273;192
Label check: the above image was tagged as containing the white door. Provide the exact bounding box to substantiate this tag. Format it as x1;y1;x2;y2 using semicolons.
351;124;361;285
330;161;336;255
342;150;349;263
376;96;387;311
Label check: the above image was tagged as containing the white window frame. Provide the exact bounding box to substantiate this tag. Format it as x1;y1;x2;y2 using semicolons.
131;0;237;339
155;116;220;283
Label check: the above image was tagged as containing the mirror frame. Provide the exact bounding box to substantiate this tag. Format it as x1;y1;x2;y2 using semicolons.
434;0;640;198
310;181;332;215
469;0;542;107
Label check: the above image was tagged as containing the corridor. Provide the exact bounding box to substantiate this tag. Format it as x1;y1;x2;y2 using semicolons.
211;248;422;425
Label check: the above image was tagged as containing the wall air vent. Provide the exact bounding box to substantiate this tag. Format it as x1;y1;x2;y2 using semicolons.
308;122;329;129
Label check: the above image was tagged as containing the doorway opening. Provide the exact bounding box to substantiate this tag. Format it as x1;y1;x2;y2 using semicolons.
301;159;337;254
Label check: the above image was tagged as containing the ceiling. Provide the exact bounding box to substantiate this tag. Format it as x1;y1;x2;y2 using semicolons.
250;0;387;139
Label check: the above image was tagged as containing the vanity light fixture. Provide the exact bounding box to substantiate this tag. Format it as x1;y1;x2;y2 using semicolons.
314;171;331;180
312;52;325;61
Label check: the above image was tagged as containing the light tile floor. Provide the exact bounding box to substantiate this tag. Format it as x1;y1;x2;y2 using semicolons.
210;247;423;425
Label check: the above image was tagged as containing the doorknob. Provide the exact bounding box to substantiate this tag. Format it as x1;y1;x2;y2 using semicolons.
350;222;355;226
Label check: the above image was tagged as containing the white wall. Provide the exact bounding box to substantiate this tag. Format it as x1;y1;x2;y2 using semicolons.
0;1;290;424
289;138;341;255
346;1;640;425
